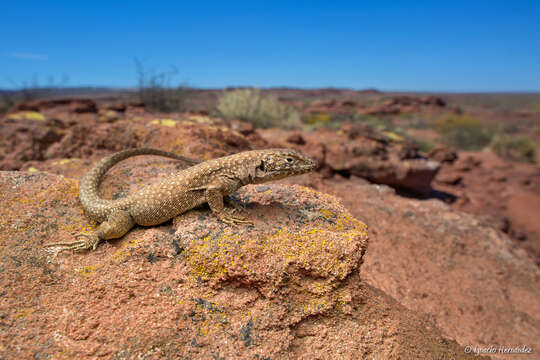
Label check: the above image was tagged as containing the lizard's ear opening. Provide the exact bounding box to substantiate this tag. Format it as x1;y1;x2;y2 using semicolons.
257;160;265;172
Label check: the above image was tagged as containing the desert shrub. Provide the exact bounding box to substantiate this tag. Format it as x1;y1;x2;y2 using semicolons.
363;116;395;132
0;92;18;114
500;123;520;134
435;114;494;150
490;135;537;163
0;86;48;115
216;89;300;128
409;137;437;153
136;60;189;113
303;112;331;125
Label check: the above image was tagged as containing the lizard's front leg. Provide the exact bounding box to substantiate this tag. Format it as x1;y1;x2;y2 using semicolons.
205;189;253;225
46;210;135;253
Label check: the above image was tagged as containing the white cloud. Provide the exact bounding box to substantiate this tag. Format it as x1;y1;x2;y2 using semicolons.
10;52;48;60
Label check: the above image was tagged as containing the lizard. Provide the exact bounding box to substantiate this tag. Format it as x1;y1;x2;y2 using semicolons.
45;147;316;252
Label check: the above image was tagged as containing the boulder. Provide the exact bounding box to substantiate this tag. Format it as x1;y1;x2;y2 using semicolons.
260;125;441;196
17;98;98;113
0;171;479;359
298;176;540;359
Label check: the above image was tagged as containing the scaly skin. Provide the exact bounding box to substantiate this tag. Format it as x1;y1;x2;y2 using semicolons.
45;148;316;252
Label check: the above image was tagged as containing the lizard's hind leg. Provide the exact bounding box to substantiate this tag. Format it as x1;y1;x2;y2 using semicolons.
45;210;135;253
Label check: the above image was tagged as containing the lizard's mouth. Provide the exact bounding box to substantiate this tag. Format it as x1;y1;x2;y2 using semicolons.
298;157;317;173
277;158;317;176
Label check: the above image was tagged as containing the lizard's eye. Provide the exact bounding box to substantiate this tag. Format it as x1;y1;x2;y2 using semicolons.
286;157;293;163
258;160;265;171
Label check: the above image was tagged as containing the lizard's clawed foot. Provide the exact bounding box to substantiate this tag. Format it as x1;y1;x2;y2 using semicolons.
45;233;101;253
225;196;247;213
218;213;254;226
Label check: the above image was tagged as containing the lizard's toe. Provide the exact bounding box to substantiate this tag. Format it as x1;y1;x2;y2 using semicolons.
45;233;101;253
218;214;254;226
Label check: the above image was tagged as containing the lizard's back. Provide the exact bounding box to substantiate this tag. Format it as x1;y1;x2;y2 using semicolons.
126;161;223;226
79;148;201;223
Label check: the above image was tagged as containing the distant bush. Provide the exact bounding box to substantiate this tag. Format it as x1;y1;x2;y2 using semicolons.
0;93;18;114
435;114;494;150
216;89;300;128
411;137;437;153
1;76;69;114
303;112;331;125
135;60;189;113
363;116;395;132
490;135;536;163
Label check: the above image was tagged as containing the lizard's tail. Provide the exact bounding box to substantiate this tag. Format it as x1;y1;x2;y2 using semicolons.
79;148;201;221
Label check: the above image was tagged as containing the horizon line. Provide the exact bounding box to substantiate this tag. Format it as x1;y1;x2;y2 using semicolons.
1;85;539;94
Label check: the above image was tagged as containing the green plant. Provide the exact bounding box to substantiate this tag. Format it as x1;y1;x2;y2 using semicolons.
216;89;300;128
411;137;437;153
434;114;494;150
303;112;331;125
490;135;537;163
0;92;18;114
135;59;189;113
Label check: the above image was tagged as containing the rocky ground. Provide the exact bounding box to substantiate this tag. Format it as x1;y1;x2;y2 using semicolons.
0;95;539;359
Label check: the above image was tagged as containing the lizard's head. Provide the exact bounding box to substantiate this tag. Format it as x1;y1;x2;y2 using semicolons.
252;148;316;183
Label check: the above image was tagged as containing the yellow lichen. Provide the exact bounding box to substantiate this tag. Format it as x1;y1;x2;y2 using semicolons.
110;238;139;264
188;115;212;123
51;159;79;166
74;265;96;278
382;131;404;141
16;307;35;318
8;111;46;121
184;209;367;283
151;119;177;127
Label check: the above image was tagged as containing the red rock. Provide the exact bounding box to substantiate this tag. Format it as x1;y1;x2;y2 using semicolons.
337;99;357;107
433;151;540;261
286;133;306;145
260;125;440;195
17;98;98;113
0;117;63;170
428;146;458;164
506;191;540;258
0;171;479;359
282;174;540;359
435;173;463;186
103;102;127;112
310;98;336;108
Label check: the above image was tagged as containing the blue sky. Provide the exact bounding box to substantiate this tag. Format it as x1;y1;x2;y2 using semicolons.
2;1;539;91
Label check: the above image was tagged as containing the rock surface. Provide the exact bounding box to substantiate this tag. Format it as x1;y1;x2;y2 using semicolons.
16;98;99;113
433;151;540;264
0;107;256;171
260;124;440;195
286;174;540;359
1;98;538;359
303;94;446;115
0;171;477;359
